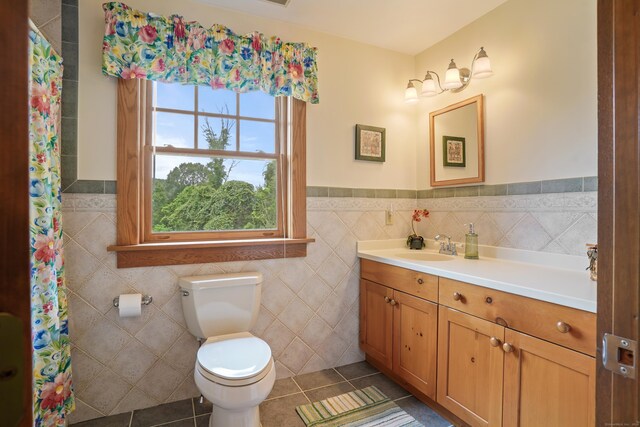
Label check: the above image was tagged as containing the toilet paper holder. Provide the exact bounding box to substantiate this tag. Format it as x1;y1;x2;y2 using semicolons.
112;294;153;308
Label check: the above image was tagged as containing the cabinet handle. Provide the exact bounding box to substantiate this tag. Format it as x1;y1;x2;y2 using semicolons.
389;299;398;306
556;321;571;333
417;278;424;284
452;292;462;301
384;296;391;303
502;343;514;353
490;337;501;347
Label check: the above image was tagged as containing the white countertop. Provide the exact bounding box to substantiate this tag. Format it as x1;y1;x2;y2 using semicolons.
357;239;597;313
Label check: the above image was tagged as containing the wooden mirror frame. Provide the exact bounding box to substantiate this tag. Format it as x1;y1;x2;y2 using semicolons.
429;94;485;187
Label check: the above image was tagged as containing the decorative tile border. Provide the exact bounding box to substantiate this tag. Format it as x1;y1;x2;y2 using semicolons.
307;177;597;199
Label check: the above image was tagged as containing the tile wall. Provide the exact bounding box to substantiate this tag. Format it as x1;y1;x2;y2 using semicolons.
30;0;62;53
64;190;596;422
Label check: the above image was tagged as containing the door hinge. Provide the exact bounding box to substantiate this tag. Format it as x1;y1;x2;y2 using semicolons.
602;333;637;379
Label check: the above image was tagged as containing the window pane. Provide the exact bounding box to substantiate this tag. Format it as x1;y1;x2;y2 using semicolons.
152;154;278;232
239;120;275;153
197;116;236;150
240;91;275;119
199;87;237;115
155;82;194;111
154;112;194;148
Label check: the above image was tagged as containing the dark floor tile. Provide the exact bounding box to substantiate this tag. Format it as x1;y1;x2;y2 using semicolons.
304;381;355;402
259;393;308;427
192;397;213;416
131;399;194;427
158;419;196;427
268;377;301;400
195;414;209;427
349;373;410;401
293;369;343;391
71;412;131;427
395;396;453;427
335;361;379;380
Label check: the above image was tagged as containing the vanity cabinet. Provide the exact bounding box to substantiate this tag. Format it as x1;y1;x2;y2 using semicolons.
360;260;439;399
359;259;596;427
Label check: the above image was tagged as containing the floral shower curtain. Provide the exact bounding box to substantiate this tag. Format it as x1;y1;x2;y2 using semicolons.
29;26;74;426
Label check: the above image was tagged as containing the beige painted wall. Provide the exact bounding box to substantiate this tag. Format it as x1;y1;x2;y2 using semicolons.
77;0;418;189
415;0;597;188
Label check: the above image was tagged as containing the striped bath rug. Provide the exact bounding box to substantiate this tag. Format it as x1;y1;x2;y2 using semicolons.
295;386;423;427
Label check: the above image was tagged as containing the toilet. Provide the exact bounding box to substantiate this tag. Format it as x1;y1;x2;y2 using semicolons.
179;272;275;427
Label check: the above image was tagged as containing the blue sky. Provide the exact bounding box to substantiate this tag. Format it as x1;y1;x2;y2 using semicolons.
153;83;276;186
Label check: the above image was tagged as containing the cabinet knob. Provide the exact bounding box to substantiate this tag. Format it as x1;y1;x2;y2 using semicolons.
389;299;398;306
556;321;571;333
384;296;391;303
452;292;462;301
490;337;501;347
417;278;424;284
502;343;514;353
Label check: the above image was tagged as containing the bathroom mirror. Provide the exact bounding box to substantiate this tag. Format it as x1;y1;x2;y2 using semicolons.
429;94;484;187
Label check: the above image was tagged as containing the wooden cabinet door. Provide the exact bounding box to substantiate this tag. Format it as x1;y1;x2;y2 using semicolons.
437;307;505;427
392;290;438;400
359;279;393;369
503;330;595;427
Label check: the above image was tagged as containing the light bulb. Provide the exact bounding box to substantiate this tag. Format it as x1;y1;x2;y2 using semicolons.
421;74;438;97
405;82;418;103
443;59;462;89
472;47;493;79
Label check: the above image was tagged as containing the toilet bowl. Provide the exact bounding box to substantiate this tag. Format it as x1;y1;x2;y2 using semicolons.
194;332;276;426
179;273;274;427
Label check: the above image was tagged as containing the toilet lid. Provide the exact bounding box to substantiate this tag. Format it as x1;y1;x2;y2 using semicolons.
197;332;272;380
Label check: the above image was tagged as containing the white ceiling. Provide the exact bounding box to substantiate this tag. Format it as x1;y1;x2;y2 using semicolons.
196;0;508;55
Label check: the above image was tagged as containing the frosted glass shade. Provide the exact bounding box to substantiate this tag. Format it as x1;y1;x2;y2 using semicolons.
472;55;493;79
405;83;418;103
443;66;462;89
421;77;438;97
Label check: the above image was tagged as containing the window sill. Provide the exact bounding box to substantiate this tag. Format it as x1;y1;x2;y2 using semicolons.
107;238;315;268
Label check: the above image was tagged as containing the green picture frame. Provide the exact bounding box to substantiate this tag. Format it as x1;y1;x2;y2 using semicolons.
442;135;466;167
355;124;386;162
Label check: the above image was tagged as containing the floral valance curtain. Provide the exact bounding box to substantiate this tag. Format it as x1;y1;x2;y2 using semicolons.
102;2;319;103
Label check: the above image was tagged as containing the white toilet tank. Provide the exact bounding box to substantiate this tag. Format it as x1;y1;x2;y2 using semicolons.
179;272;263;339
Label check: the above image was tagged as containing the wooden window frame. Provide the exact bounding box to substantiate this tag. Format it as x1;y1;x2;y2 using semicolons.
108;79;312;268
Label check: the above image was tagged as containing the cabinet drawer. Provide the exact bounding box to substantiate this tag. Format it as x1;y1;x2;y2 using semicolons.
361;259;438;303
439;278;596;356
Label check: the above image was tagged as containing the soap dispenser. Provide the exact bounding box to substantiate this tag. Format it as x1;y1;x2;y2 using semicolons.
464;223;479;259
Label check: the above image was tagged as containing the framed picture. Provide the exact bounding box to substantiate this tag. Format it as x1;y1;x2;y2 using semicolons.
355;124;385;162
442;135;466;167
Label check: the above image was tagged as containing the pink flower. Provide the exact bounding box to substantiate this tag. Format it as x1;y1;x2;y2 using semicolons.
288;62;304;81
411;209;430;222
43;301;54;314
39;372;72;410
152;58;166;73
251;34;262;52
188;27;207;50
34;232;57;264
105;10;115;35
30;83;50;114
233;68;241;82
138;25;158;43
120;64;147;79
192;55;200;64
210;78;226;89
173;16;186;39
219;38;236;55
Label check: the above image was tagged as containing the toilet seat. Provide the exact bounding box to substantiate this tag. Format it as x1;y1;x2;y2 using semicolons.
197;332;273;387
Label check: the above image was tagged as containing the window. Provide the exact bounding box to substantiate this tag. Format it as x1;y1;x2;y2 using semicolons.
148;82;285;241
110;79;310;267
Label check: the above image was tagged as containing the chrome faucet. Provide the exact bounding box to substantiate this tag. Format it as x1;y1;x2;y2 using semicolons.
435;234;457;256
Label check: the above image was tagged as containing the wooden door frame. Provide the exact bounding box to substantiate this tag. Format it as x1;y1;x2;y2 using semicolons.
597;0;640;424
0;0;31;425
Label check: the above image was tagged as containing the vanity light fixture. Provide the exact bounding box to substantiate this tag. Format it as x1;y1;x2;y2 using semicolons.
405;47;493;102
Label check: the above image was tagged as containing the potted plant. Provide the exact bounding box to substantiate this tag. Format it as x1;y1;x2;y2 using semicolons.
407;209;430;249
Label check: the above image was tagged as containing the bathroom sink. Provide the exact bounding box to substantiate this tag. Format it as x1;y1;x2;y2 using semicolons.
394;252;455;262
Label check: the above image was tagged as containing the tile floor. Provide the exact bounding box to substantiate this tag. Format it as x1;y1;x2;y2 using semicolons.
71;361;452;427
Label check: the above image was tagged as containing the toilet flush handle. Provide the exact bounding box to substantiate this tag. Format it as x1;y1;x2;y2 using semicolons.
182;290;189;297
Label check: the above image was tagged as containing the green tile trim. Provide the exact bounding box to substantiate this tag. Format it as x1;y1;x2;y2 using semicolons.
305;177;597;199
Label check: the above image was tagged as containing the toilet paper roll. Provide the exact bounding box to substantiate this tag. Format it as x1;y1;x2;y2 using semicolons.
118;293;142;317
